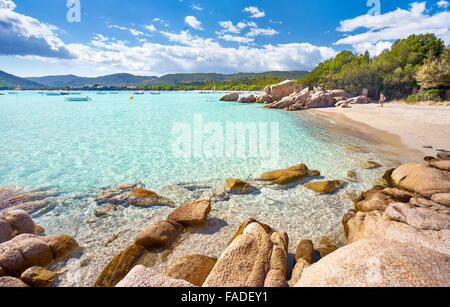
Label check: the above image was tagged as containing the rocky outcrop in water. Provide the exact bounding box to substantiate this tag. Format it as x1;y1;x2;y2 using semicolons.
219;93;239;101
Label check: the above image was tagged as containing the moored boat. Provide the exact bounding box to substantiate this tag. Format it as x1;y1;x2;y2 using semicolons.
65;97;92;102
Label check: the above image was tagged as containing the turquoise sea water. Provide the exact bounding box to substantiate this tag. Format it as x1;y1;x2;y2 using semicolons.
0;91;401;286
1;91;369;192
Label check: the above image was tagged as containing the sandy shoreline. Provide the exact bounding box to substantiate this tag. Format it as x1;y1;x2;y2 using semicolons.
304;103;450;162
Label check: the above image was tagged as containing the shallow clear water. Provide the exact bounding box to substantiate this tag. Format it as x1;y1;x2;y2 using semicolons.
0;91;401;286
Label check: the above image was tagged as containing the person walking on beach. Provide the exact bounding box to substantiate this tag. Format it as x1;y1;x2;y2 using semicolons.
379;92;386;108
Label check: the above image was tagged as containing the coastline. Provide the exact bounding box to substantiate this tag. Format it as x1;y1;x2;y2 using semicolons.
304;103;450;163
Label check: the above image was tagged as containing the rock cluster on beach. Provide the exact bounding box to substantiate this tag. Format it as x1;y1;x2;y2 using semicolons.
0;210;78;287
219;80;373;111
93;153;450;288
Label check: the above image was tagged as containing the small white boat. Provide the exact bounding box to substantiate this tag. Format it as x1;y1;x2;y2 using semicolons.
134;92;145;95
65;97;92;102
150;92;161;95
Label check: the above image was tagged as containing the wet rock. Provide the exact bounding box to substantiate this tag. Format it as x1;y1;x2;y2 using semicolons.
342;209;357;237
20;266;57;287
0;234;54;276
347;170;358;181
95;244;145;287
382;168;396;188
0;266;4;277
431;193;450;207
203;222;274;287
225;178;256;194
0;191;52;213
164;255;217;287
94;203;117;217
304;180;343;194
167;197;211;227
308;170;321;177
0;276;29;287
116;265;194;287
359;160;381;169
295;240;314;264
41;235;78;260
392;163;450;198
344;145;367;153
257;163;309;185
238;94;256;103
134;220;183;248
296;239;450;287
4;210;37;235
129;188;174;207
0;217;13;244
220;93;239;101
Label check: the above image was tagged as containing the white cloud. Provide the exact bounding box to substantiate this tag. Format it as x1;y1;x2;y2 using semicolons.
243;6;265;18
336;1;450;52
0;0;73;58
109;24;145;36
184;16;203;30
353;41;394;56
144;24;157;32
218;34;255;44
247;27;278;37
0;0;15;9
437;0;449;8
65;37;336;75
218;21;241;34
191;4;203;11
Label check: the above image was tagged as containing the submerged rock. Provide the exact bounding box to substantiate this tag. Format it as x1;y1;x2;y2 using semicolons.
94;203;117;217
359;160;381;169
20;266;57;287
134;220;183;248
116;265;194;287
164;255;217;287
167;197;211;227
304;180;343;194
94;244;146;287
95;184;174;208
225;178;256;194
256;163;310;185
429;158;450;171
296;239;450;287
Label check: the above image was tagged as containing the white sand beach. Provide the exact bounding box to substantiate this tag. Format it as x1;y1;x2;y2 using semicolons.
307;103;450;162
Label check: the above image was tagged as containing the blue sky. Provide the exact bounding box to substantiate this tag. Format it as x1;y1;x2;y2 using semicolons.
0;0;449;77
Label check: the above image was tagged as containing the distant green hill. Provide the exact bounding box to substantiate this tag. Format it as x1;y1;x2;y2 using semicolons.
146;71;308;86
0;70;44;88
27;73;157;87
24;71;307;88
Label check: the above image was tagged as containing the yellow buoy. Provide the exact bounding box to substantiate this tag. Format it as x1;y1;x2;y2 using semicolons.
130;96;134;100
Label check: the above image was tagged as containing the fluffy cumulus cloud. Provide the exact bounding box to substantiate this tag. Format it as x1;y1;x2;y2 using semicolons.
66;29;336;75
336;2;450;55
184;16;203;30
243;6;265;18
0;0;74;58
437;0;449;8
